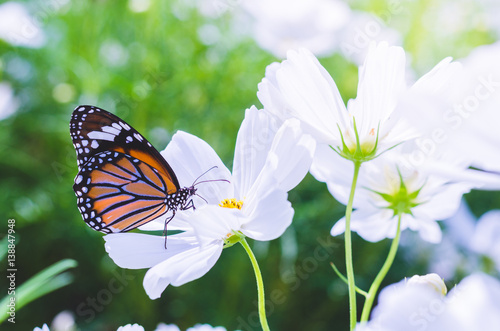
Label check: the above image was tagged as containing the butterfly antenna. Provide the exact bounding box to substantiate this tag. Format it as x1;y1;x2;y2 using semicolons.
192;166;218;186
192;166;230;187
194;178;230;186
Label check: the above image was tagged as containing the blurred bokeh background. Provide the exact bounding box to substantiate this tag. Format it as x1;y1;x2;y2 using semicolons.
1;0;499;330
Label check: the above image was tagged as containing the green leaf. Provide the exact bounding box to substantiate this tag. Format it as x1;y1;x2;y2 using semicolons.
0;259;78;324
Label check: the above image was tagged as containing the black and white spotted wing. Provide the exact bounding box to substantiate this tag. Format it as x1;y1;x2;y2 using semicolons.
70;105;180;189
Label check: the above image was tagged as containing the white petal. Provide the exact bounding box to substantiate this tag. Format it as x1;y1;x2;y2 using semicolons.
257;62;290;123
143;242;222;299
331;209;397;242
137;212;193;232
161;131;232;204
310;144;372;208
275;48;348;144
310;143;355;204
347;42;406;142
412;217;442;243
232;106;280;197
241;188;294;241
189;205;242;246
414;182;471;220
263;119;316;192
104;232;198;269
234;109;315;200
412;57;462;94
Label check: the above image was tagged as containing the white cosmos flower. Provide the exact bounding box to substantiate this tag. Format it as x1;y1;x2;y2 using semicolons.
313;145;474;243
359;273;500;331
258;43;419;156
105;106;315;299
258;42;464;163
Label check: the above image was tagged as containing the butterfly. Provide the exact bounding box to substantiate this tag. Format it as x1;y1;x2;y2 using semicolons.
70;105;215;235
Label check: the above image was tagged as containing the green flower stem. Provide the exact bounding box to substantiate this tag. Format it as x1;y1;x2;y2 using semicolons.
330;262;368;297
360;213;403;323
345;161;362;331
239;237;270;331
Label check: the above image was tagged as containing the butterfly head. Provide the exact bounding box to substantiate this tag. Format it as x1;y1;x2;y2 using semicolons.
186;166;230;206
187;185;198;197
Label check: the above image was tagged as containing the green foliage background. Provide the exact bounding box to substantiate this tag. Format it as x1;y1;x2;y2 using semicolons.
1;0;499;330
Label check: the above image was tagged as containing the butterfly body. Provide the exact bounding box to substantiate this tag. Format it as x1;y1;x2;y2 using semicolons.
70;105;196;234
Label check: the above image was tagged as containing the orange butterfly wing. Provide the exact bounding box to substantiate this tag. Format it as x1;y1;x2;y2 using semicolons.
74;151;177;233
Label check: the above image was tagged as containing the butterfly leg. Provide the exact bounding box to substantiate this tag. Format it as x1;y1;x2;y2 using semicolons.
181;199;196;211
163;211;175;249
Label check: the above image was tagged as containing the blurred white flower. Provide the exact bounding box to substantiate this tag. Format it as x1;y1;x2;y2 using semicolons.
99;40;129;68
105;107;315;299
338;11;402;65
445;201;500;273
406;200;500;280
187;324;227;331
447;42;500;173
470;210;500;269
0;2;46;48
241;0;351;58
402;42;500;179
359;273;500;331
33;324;50;331
117;324;145;331
0;82;19;121
155;323;227;331
128;0;151;13
155;324;182;331
258;42;457;162
314;146;473;243
412;200;478;279
51;310;76;331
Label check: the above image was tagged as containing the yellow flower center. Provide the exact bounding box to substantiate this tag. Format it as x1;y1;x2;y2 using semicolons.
219;198;243;210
